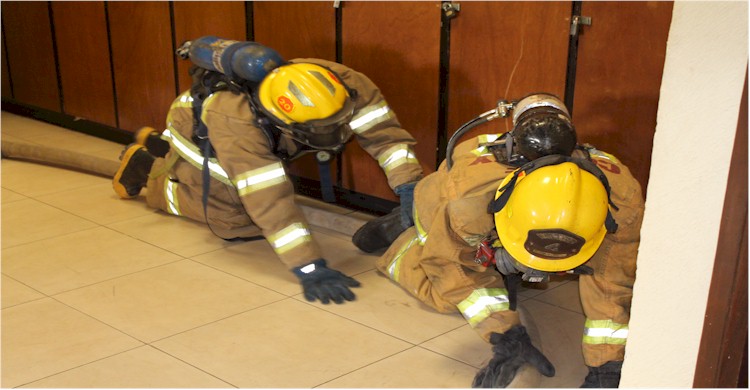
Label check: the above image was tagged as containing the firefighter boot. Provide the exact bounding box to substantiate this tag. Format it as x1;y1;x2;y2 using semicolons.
352;207;407;253
113;144;155;199
135;127;170;158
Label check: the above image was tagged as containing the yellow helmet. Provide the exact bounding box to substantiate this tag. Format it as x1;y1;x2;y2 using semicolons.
489;155;617;272
256;62;356;150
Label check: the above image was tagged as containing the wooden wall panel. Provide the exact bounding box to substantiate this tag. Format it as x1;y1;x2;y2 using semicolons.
341;1;441;201
2;37;11;99
573;1;673;192
52;2;116;127
254;1;337;182
108;1;175;132
1;2;60;112
253;1;336;61
173;2;247;93
447;1;571;146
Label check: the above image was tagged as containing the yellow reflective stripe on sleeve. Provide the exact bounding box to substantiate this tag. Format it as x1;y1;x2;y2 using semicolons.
234;162;287;196
473;134;502;156
268;222;312;255
161;127;233;186
387;234;419;282
350;101;394;134
413;207;428;245
166;91;193;126
582;319;629;345
457;288;510;327
378;144;419;174
164;178;181;216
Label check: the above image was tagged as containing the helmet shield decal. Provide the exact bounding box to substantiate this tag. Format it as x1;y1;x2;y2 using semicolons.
525;229;586;259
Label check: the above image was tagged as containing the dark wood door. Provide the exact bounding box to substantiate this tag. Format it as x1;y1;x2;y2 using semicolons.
446;1;571;149
108;1;175;132
173;2;247;93
341;1;441;201
52;2;117;127
572;1;673;192
2;2;60;112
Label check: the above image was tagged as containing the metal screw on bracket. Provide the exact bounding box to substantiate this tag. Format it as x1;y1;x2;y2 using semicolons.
442;2;460;20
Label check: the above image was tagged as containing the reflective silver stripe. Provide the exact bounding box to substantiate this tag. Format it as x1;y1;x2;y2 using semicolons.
413;207;427;245
457;288;510;327
387;235;419;282
350;101;394;134
473;134;501;156
166;91;193;126
165;178;181;216
378;144;418;174
161;127;233;186
234;162;287;196
583;319;629;345
269;222;312;255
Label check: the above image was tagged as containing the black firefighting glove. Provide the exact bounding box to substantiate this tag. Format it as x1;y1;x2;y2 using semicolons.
472;326;555;388
394;181;417;229
580;361;623;388
292;259;361;304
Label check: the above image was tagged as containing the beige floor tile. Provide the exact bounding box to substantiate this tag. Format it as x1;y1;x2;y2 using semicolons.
1;159;105;198
1;298;142;388
420;324;492;369
21;345;232;388
301;203;368;235
299;269;467;344
1;187;27;203
106;212;242;258
3;226;183;295
320;346;478;388
1;275;45;309
153;299;411;388
522;299;588;388
1;198;98;248
1;113;75;140
192;228;376;297
191;237;302;296
55;260;285;342
533;279;583;314
36;181;156;225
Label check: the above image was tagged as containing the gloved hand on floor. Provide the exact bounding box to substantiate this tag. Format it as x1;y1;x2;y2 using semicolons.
580;361;623;388
472;326;555;388
292;259;361;304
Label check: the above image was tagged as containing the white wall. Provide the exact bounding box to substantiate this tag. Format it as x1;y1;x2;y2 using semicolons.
620;1;748;387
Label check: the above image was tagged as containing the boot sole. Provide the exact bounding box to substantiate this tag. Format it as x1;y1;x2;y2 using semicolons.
112;144;147;199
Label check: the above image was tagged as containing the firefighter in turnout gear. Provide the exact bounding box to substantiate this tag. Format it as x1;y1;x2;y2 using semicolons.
354;93;644;387
113;42;423;305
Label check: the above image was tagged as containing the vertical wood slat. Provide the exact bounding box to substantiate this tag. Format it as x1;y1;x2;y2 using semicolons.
52;1;116;127
172;2;247;93
253;1;336;181
2;32;12;99
1;1;60;112
341;1;441;201
446;1;571;146
572;1;673;192
107;1;175;133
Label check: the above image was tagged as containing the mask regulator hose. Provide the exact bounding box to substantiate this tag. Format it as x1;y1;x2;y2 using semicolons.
445;100;515;171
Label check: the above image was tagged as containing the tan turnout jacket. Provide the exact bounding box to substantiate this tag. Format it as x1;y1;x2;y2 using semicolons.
376;133;644;367
145;58;423;269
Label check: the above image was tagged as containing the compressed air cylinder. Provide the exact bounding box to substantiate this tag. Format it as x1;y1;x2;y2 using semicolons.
188;36;284;83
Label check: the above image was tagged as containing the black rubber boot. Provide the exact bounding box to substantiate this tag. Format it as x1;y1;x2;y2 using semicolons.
352;207;407;253
135;127;170;158
113;144;155;199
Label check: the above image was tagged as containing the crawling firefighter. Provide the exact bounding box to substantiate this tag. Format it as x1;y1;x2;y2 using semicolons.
353;93;645;388
113;37;422;305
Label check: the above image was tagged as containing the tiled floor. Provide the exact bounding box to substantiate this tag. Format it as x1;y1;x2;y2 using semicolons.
1;111;588;388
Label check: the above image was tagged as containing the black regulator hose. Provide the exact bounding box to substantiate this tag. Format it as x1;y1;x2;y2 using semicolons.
445;115;492;171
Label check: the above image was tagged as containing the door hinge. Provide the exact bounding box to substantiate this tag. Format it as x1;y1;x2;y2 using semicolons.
570;15;592;36
442;2;460;20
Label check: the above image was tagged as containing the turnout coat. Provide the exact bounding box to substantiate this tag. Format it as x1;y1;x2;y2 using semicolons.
376;133;644;367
